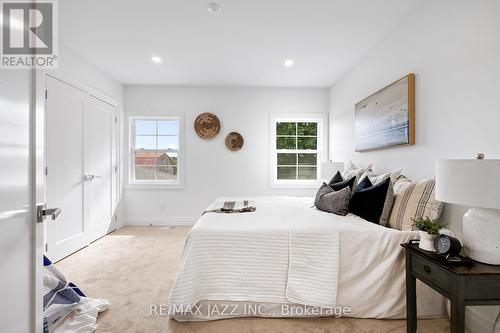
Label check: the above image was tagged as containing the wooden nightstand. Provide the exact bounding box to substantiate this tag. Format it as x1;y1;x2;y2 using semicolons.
402;242;500;333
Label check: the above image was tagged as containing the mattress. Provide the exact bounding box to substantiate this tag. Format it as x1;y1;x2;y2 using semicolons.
169;196;445;321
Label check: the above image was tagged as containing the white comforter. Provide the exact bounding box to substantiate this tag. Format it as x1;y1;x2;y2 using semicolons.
170;196;443;320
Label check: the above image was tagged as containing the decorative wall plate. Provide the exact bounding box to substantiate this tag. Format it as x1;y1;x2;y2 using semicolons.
194;112;221;139
225;132;244;151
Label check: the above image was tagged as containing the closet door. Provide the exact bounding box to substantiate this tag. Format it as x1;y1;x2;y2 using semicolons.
46;76;88;262
84;96;116;242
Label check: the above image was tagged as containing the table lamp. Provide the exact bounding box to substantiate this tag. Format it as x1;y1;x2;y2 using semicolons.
435;154;500;265
321;162;345;183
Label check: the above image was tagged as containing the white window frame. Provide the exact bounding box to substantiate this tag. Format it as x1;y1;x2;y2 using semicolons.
128;114;184;189
270;113;328;188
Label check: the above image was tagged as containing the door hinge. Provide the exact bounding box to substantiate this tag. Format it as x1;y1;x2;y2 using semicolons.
114;165;118;173
45;243;48;252
115;116;117;123
45;166;48;176
45;90;48;99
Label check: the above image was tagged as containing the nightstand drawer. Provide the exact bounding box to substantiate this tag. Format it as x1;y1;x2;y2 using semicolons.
411;254;450;294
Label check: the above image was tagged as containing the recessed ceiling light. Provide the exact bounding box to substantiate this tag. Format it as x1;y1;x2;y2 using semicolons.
151;55;162;64
208;2;222;13
284;59;294;68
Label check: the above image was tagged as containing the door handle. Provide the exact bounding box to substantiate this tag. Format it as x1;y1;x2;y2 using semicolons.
36;204;61;223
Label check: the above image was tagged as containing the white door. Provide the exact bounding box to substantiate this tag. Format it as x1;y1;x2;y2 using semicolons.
45;76;87;262
84;96;116;241
0;69;43;331
45;76;117;261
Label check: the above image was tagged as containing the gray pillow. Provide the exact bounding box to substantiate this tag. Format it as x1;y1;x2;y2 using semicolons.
314;183;351;216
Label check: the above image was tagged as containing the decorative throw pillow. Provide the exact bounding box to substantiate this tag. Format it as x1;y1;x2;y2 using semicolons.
314;183;351;216
328;171;356;191
353;175;373;191
342;162;374;188
349;177;394;225
344;161;373;173
393;175;411;193
359;169;403;185
328;171;344;184
388;177;444;231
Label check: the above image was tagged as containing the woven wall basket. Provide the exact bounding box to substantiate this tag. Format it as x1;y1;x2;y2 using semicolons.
225;132;244;151
194;112;221;139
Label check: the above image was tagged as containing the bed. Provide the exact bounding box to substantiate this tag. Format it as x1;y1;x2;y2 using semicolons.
169;196;445;321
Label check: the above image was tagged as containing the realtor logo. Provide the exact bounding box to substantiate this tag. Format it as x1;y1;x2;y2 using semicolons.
1;0;58;68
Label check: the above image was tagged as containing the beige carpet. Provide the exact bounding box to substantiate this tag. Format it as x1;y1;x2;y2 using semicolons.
56;226;454;333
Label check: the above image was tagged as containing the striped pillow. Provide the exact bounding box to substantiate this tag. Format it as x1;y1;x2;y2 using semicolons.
388;176;443;231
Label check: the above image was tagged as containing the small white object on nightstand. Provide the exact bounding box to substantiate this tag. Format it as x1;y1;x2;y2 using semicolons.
436;156;500;265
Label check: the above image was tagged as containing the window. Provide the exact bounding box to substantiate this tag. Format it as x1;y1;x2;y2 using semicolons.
270;114;327;188
129;116;183;187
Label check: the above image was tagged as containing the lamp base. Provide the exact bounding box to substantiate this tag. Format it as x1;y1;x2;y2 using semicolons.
463;208;500;265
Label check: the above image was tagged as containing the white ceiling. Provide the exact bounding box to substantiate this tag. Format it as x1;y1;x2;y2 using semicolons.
60;0;422;87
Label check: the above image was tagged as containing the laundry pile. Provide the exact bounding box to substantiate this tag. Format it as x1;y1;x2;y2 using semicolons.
43;256;109;333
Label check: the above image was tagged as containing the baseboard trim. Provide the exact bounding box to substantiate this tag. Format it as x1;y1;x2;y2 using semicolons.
126;217;197;226
466;307;500;333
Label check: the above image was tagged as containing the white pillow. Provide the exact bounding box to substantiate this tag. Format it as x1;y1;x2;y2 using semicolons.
344;161;374;173
359;169;403;185
342;161;374;187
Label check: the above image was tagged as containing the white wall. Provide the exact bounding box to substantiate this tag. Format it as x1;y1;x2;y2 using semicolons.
56;45;124;102
124;86;329;224
328;1;500;332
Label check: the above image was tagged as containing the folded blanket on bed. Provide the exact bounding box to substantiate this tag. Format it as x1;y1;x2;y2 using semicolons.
204;200;256;214
286;230;340;307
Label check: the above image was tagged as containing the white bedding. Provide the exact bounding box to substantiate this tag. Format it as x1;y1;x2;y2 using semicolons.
169;196;445;321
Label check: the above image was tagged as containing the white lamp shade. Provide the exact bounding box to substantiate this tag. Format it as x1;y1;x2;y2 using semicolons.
321;162;344;181
435;159;500;209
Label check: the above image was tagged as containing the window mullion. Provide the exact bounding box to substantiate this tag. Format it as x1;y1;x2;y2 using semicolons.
276;149;300;153
295;150;319;154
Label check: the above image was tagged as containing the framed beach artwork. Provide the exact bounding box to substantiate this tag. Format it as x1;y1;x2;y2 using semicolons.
355;73;415;152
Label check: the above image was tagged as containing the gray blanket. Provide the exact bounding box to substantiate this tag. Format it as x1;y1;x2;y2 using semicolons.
204;200;256;214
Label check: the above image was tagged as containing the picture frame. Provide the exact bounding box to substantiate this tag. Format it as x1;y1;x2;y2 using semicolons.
355;73;415;152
